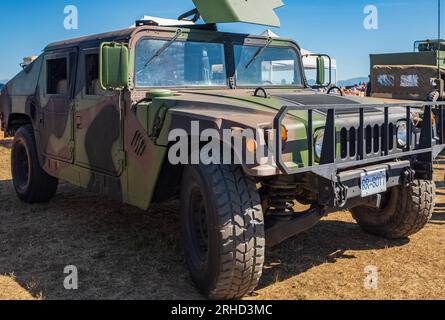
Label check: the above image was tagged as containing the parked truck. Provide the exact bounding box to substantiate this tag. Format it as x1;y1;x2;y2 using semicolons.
370;39;445;101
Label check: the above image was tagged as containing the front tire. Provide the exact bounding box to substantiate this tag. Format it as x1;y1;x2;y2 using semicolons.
180;164;265;300
351;179;435;239
11;125;58;203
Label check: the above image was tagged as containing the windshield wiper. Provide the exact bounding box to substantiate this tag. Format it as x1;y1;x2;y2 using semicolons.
137;29;183;74
244;38;273;69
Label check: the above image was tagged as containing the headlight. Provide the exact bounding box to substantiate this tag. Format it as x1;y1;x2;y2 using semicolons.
397;121;407;148
314;129;325;159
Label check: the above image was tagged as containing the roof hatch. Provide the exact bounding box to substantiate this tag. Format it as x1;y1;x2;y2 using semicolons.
191;0;284;27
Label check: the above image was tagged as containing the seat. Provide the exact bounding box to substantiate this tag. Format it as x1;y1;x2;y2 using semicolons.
92;79;109;96
56;79;68;95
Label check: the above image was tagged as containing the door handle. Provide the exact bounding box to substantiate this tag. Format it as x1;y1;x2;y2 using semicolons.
75;115;82;129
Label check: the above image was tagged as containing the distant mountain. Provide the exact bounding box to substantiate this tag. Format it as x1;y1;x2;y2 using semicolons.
337;77;369;87
307;77;369;87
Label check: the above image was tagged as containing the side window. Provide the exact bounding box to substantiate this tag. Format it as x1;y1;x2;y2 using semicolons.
400;74;419;88
376;74;395;88
85;53;100;95
47;58;68;95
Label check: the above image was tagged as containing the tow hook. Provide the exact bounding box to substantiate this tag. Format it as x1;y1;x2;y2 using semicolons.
335;182;348;208
402;168;415;186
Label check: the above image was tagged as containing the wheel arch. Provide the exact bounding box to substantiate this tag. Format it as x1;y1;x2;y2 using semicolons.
6;113;33;136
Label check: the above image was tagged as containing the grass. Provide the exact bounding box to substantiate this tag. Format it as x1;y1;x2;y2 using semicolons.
0;131;445;300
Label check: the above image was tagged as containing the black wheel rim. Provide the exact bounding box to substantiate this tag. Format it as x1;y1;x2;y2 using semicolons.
188;186;210;267
13;142;30;193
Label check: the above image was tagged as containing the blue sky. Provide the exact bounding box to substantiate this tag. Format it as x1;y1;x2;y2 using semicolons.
0;0;443;81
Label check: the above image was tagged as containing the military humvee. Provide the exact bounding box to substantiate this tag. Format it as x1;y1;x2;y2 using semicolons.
370;40;445;101
1;1;445;299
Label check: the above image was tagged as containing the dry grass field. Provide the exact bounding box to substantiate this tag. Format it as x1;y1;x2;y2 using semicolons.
0;131;444;300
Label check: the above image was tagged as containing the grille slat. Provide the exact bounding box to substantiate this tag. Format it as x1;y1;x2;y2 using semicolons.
339;122;397;160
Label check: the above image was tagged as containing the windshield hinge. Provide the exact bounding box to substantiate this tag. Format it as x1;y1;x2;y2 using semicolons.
228;77;236;89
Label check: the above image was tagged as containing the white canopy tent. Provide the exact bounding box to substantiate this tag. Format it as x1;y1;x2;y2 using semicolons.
260;30;338;84
300;48;337;70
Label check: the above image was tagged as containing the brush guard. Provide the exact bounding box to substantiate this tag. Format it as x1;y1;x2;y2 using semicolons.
274;102;445;175
273;101;445;207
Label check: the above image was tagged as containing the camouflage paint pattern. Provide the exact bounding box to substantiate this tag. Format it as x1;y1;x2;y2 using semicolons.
0;25;411;210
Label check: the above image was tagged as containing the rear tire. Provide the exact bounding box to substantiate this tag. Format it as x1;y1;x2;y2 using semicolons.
351;179;434;239
180;164;265;300
11;125;58;203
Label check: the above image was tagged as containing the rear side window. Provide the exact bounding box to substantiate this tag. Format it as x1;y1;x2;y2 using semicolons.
376;74;395;87
47;58;68;94
85;53;99;95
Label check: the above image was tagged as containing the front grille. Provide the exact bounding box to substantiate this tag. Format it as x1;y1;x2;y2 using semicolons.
339;123;398;160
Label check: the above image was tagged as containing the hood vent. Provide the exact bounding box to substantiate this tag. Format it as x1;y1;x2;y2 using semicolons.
274;94;381;115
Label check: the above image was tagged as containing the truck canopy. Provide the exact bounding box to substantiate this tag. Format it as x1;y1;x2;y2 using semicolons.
371;64;445;100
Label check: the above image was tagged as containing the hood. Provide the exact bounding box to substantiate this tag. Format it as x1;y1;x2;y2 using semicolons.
172;88;390;116
151;89;383;132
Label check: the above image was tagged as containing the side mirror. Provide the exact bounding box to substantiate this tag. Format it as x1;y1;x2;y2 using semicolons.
316;56;325;86
305;54;332;89
100;42;129;90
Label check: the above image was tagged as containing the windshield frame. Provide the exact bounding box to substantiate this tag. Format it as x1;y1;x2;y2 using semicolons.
131;29;307;90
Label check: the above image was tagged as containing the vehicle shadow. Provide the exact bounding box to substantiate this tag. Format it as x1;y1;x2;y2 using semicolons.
0;137;12;149
256;218;409;291
0;178;414;300
430;203;445;224
0;180;201;300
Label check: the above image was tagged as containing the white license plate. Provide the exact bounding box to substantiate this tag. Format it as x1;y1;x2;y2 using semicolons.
360;169;387;197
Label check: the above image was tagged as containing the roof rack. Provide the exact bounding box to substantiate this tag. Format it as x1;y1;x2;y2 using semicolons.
135;19;217;31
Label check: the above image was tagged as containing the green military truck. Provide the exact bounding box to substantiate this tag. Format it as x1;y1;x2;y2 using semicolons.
1;1;445;299
370;39;445;101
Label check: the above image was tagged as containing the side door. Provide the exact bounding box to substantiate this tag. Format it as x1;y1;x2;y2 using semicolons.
38;49;77;162
73;47;124;176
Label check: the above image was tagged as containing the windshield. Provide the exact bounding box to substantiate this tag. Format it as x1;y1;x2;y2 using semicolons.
134;38;304;88
135;39;227;87
234;45;303;87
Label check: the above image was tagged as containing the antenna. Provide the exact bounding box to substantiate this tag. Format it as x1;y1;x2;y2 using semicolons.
438;0;441;81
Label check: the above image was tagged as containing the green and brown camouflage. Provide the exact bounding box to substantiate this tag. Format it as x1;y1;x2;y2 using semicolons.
0;0;444;216
1;22;444;210
2;2;445;299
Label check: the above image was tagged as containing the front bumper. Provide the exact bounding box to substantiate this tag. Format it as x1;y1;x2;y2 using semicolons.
330;160;412;206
